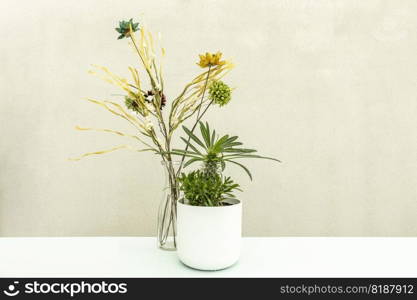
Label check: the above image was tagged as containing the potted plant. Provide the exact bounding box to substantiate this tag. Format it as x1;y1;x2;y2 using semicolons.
173;123;279;270
71;19;280;258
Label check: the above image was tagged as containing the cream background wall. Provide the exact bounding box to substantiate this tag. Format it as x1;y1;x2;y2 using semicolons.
0;0;416;236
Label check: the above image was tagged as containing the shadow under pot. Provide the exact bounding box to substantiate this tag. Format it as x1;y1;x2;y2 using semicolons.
176;199;242;271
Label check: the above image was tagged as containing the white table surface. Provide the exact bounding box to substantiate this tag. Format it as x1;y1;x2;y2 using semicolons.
0;237;416;277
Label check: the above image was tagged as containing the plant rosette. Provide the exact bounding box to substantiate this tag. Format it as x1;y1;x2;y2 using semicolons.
176;198;242;271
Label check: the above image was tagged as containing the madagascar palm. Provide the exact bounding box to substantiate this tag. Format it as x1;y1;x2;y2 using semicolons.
171;122;280;180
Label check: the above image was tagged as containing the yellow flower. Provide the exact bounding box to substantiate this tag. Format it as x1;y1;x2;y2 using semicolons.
197;52;226;68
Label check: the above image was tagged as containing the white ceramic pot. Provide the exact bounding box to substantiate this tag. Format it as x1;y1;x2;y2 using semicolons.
177;199;242;271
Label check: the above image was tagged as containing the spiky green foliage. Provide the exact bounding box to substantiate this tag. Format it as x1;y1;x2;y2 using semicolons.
171;122;281;180
115;19;139;39
179;169;240;206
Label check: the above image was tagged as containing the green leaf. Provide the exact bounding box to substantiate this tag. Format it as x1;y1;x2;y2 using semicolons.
180;137;203;155
169;150;200;159
211;129;216;146
225;159;253;180
182;125;206;149
171;149;200;156
224;154;281;162
213;134;229;152
222;148;257;153
199;121;211;148
223;142;243;148
184;157;203;168
223;136;239;147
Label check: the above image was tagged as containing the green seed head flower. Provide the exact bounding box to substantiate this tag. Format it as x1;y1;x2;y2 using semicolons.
115;19;139;40
208;80;232;107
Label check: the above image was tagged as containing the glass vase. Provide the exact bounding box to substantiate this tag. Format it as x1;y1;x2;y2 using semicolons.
157;161;180;251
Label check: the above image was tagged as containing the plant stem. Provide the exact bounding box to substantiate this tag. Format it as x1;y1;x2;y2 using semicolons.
194;65;211;123
175;66;213;177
